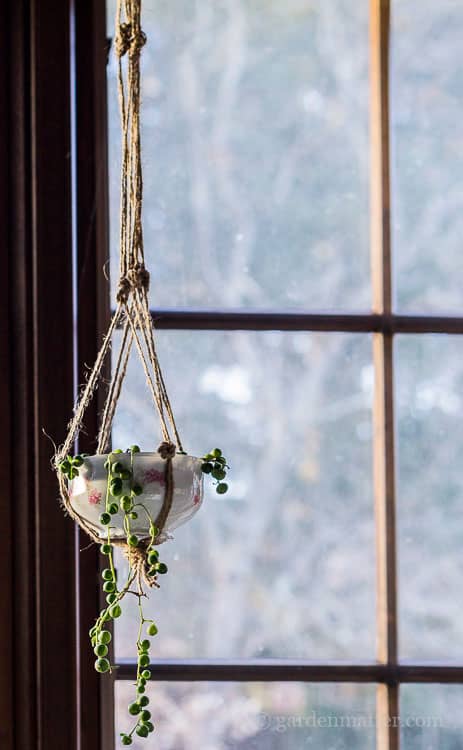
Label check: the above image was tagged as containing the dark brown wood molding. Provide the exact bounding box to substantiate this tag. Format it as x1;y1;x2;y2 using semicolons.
0;1;16;745
116;659;463;685
30;0;78;748
73;0;114;747
142;309;463;334
0;1;37;748
0;0;82;748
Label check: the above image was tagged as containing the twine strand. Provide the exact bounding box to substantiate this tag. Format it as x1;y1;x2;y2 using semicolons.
55;304;123;465
55;0;183;552
96;313;133;453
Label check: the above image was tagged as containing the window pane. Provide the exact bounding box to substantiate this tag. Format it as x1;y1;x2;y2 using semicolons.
397;335;463;658
107;0;370;310
392;0;463;311
401;685;463;748
112;331;374;659
115;681;376;749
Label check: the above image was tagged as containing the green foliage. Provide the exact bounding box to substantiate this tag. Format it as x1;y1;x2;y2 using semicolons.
63;442;229;743
201;448;230;494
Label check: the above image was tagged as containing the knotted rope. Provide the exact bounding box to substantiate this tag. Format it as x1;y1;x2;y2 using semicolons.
54;0;183;564
114;22;146;59
116;263;150;304
121;541;159;589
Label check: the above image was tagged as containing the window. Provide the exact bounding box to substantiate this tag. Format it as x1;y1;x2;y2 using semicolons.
102;1;463;749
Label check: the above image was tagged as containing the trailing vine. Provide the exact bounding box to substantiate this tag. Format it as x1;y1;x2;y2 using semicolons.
59;445;229;744
200;448;229;494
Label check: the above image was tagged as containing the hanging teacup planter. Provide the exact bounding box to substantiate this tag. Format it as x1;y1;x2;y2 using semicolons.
62;446;229;540
59;444;229;746
53;0;230;745
66;448;205;543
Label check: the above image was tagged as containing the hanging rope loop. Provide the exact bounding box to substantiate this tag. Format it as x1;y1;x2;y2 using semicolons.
54;0;185;546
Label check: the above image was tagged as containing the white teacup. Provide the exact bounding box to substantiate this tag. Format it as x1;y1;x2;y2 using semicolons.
69;452;204;542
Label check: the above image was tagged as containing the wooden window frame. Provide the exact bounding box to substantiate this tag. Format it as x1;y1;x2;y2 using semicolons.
0;1;110;748
1;2;462;750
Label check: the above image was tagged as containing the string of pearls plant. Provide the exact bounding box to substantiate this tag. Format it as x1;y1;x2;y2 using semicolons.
200;448;229;494
59;445;229;744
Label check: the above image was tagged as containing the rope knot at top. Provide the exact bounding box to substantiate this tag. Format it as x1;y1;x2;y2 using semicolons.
115;22;147;58
116;264;150;303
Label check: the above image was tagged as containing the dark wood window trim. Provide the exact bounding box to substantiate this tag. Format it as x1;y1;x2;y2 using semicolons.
73;1;114;748
148;309;463;333
2;2;462;750
1;0;76;747
0;1;109;749
116;659;463;685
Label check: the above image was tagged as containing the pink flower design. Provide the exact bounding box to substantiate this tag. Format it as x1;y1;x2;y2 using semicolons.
88;489;102;505
192;474;202;506
143;468;165;486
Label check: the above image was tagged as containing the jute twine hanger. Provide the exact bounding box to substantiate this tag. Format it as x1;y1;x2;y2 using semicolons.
54;0;181;578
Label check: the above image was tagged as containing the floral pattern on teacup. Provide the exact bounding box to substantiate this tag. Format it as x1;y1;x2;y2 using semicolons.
88;489;102;505
143;468;165;486
192;473;202;506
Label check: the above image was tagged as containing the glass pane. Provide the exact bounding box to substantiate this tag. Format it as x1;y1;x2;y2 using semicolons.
392;0;463;311
112;331;374;660
397;335;463;659
115;681;376;749
107;0;370;310
401;685;463;748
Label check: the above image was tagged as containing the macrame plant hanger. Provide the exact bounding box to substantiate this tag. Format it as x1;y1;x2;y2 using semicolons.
54;0;181;574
